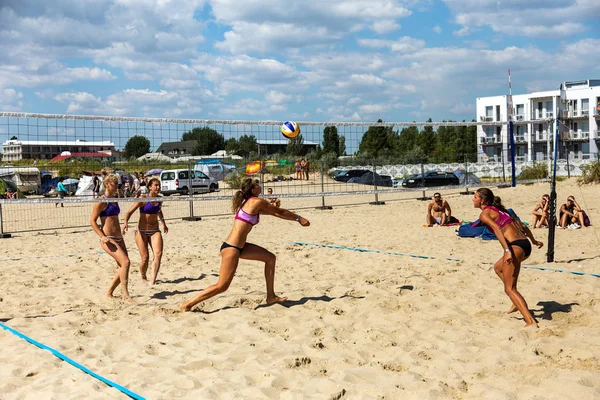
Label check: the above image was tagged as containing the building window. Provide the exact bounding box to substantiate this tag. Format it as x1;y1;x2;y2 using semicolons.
582;98;589;115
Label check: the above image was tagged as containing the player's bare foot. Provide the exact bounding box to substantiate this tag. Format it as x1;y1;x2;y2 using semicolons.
123;296;136;304
180;302;193;312
266;296;288;305
524;321;539;328
506;304;518;314
105;293;118;300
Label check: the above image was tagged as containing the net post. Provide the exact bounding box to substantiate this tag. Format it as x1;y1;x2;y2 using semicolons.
460;154;474;195
182;160;201;222
547;117;559;263
417;161;430;201
0;204;12;238
369;159;385;205
315;159;332;210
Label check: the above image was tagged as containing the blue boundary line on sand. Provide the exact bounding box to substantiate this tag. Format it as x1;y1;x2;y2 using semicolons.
0;322;145;400
291;241;462;262
291;242;600;278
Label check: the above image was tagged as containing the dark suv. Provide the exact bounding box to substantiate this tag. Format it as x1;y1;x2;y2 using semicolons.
333;169;369;183
401;171;459;188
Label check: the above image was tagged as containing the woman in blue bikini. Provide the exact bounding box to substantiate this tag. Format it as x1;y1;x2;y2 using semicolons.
181;177;310;312
122;178;168;286
90;174;134;303
473;188;542;328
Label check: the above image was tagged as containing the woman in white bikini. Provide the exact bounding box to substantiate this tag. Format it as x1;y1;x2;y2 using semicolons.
181;178;310;311
122;178;168;286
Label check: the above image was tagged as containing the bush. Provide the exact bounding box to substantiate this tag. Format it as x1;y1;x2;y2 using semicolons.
518;163;548;180
225;172;249;189
578;160;600;184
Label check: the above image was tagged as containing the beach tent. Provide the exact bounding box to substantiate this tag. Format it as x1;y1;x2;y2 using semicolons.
137;153;174;162
355;171;393;187
0;177;24;198
75;175;97;197
454;169;481;185
0;167;41;194
195;159;237;180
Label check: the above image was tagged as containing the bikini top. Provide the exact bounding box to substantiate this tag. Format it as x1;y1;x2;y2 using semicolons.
99;196;120;217
140;197;161;214
484;205;512;229
235;197;260;226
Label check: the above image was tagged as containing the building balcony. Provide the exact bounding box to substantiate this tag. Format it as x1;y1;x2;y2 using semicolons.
515;135;528;143
567;152;592;161
480;136;500;144
581;110;589;116
563;130;590;141
594;109;600;117
515;155;527;162
533;131;549;142
593;129;599;140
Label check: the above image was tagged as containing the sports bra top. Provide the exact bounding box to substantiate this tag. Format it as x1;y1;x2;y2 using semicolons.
485;205;512;229
99;197;120;217
235;197;260;226
140;198;161;214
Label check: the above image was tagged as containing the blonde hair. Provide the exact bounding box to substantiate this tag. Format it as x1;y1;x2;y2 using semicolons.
102;174;118;188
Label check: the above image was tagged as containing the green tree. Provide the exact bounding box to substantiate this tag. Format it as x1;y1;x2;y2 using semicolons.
396;126;419;159
237;135;258;157
183;126;225;155
10;136;17;140
417;118;437;158
286;134;305;156
322;126;340;156
225;137;238;154
123;135;151;159
358;119;394;158
338;135;346;156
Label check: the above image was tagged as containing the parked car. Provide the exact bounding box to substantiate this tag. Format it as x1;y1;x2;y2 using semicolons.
160;169;218;195
333;169;369;183
354;172;393;187
401;171;459;188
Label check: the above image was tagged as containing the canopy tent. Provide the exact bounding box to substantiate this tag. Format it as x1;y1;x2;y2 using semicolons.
453;169;481;185
195;159;237;180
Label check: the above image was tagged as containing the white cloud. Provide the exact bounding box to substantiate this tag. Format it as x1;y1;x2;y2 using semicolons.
450;102;474;114
0;88;24;111
358;37;426;52
372;20;401;34
433;25;442;34
444;0;599;38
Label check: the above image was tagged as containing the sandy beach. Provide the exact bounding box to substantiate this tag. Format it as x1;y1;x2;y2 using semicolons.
1;179;599;399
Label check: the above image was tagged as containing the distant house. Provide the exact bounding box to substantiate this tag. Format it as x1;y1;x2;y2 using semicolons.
2;139;116;161
155;140;198;158
257;139;319;155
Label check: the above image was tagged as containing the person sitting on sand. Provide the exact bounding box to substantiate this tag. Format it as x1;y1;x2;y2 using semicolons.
426;193;452;226
473;188;543;328
181;178;310;312
531;194;549;228
90;174;134;303
559;195;586;229
266;187;281;208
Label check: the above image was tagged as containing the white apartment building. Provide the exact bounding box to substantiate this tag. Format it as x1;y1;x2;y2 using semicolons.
1;139;116;161
476;79;600;163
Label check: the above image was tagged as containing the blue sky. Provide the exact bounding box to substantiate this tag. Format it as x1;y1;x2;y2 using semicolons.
1;0;599;125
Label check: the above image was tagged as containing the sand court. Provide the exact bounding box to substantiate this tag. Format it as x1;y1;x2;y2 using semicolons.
1;180;599;399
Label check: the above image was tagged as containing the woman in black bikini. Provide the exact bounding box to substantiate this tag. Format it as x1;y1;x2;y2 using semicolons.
122;178;168;286
473;188;543;328
181;178;310;312
90;174;134;303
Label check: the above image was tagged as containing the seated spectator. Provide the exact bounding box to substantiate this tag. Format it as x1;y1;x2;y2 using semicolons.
426;192;452;226
559;195;588;229
5;188;16;199
532;194;549;228
266;187;281;208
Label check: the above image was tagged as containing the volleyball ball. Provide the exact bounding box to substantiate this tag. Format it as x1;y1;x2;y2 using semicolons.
281;121;300;139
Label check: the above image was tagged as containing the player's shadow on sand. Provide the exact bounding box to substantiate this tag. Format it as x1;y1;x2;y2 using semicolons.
534;301;578;321
255;294;365;310
158;273;216;285
151;289;199;300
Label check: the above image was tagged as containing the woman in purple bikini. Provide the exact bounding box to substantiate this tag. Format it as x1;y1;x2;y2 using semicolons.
90;174;133;303
473;188;542;328
181;177;310;312
122;178;168;286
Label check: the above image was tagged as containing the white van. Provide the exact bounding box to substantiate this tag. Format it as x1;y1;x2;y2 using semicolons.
159;169;218;196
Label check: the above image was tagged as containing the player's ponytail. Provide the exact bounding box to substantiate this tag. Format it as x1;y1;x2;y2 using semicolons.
232;178;256;213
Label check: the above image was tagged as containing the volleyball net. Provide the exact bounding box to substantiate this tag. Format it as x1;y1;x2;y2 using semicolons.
0;112;590;234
